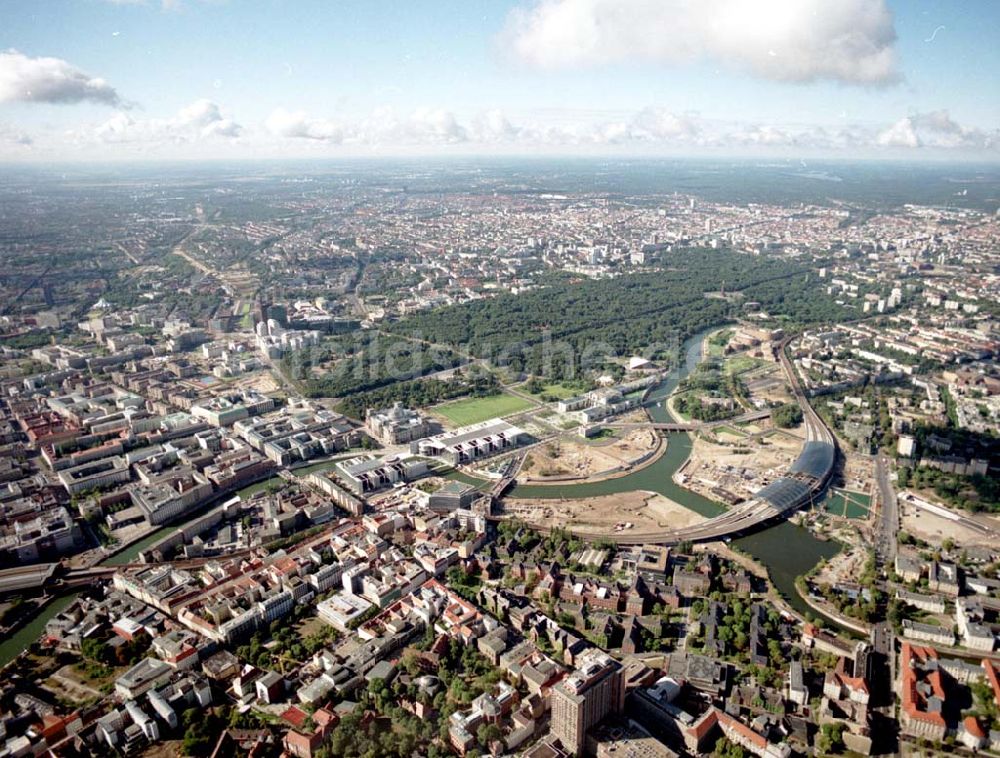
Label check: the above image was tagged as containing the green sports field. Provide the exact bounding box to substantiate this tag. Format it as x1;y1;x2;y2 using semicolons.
434;392;535;426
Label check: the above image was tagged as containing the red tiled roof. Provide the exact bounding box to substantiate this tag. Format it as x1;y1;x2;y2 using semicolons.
839;672;869;694
313;708;338;728
982;659;1000;711
717;711;767;749
965;716;987;739
900;643;946;726
688;709;719;740
281;705;309;729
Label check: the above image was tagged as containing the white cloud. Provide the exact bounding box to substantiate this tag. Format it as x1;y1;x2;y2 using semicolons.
176;98;222;128
469;109;521;142
406;107;468;143
357;107;468;145
501;0;900;85
914;110;964;136
93;112;136;142
877;117;920;148
876;111;996;150
264;108;344;141
526;109;703;146
177;98;242;138
0;123;32;147
12;102;997;159
91;98;242;144
730;124;797;147
0;50;125;107
257;105;1000;155
627;108;701;141
200;118;242;138
910;110;996;150
266;106;469;145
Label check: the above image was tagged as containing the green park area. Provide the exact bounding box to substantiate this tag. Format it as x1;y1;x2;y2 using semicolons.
724;355;769;375
434;392;534;426
524;381;579;401
713;425;747;443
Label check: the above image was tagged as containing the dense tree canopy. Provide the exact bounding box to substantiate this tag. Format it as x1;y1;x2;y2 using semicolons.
772;403;804;428
389;248;847;378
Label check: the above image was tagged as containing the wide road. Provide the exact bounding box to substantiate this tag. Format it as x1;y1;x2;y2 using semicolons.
874;454;898;564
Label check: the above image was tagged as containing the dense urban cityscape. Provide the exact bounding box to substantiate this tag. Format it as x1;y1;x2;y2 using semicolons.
0;158;996;758
2;1;999;757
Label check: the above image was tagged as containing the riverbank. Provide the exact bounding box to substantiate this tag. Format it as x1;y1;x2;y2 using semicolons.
697;542;806;622
0;328;846;667
0;593;80;670
507;327;843;619
795;585;872;636
669;331;851;624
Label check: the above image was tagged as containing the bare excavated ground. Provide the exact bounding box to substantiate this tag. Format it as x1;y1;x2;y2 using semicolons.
503;489;705;536
900;497;998;547
520;427;658;482
680;424;804;502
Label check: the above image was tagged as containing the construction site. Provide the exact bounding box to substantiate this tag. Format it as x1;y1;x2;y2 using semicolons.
518;426;660;483
675;424;806;505
502;489;706;537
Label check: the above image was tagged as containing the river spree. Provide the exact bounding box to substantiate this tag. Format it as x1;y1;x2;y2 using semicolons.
510;328;840;615
0;594;80;669
0;329;838;669
0;530;179;669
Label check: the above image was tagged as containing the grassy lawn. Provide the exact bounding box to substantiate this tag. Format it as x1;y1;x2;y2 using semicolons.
435;392;534;426
668;392;693;422
724;355;768;375
292;460;338;477
581;428;618;443
713;425;746;443
73;661;124;691
524;382;579;401
293;615;330;642
707;328;734;357
442;469;491;490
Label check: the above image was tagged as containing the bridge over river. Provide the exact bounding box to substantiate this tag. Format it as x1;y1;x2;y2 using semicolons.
604;408;771;431
497;337;837;547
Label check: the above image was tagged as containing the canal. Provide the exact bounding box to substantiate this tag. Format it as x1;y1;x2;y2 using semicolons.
0;593;81;669
508;328;840;616
0;522;185;668
100;527;176;566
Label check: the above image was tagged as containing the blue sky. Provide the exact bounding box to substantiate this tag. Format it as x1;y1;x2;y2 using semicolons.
0;0;997;159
